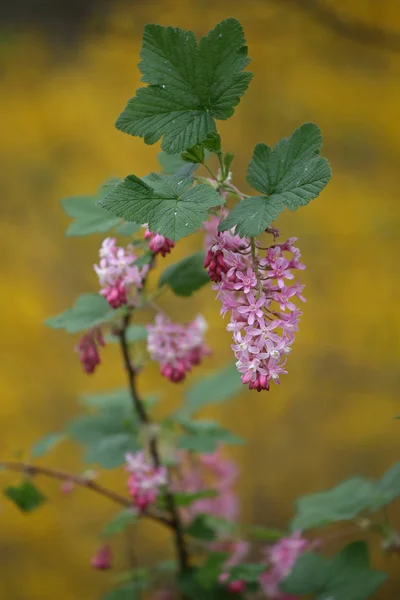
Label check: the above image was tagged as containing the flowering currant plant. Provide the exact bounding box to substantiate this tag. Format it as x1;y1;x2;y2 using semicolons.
3;17;400;600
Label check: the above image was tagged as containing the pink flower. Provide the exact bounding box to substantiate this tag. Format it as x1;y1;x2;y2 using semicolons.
144;228;175;257
234;268;258;294
147;314;210;383
126;452;167;511
204;224;306;391
60;481;74;495
91;545;112;570
260;531;310;598
204;248;229;282
74;328;105;374
94;237;145;308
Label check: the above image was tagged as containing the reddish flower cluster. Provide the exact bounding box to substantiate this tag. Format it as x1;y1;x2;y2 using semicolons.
147;314;210;382
74;328;105;374
125;451;167;511
91;544;112;571
204;217;306;391
94;237;147;309
144;228;175;257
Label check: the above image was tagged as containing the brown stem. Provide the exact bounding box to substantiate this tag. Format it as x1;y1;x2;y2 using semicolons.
118;315;190;574
0;461;170;526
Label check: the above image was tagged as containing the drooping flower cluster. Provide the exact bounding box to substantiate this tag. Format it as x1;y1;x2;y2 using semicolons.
172;448;239;523
147;314;210;382
125;451;167;511
260;531;311;598
144;228;175;257
74;328;105;374
91;544;112;570
94;237;147;309
204;218;306;391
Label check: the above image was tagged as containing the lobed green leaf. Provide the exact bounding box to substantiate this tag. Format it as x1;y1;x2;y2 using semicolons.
4;480;46;512
159;252;210;296
45;293;114;334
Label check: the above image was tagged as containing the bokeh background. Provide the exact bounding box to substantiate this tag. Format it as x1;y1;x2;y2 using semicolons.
1;0;400;597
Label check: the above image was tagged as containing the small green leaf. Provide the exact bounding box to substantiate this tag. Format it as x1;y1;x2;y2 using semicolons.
185;514;217;541
159;252;209;296
159;490;218;509
370;461;400;511
291;477;375;531
31;432;65;458
61;179;122;236
182;144;205;164
67;405;139;469
101;509;137;537
228;563;265;583
281;552;329;596
196;552;229;589
116;19;252;153
247;525;284;541
115;222;141;236
247;122;331;211
223;152;235;176
105;325;148;345
179;363;243;418
219;196;284;238
158;152;188;175
98;171;222;242
80;388;131;408
4;480;46;512
283;542;387;600
177;419;244;453
45;293;114;334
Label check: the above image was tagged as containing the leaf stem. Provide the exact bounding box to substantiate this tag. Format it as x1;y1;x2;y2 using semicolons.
118;314;190;575
0;460;170;526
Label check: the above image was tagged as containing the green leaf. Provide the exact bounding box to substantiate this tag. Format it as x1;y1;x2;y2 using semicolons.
182;144;205;164
116;18;252;153
45;293;114;334
223;152;235;177
102;584;139;600
105;325;148;345
179;363;243;417
281;552;329;596
247;122;331;211
98;171;222;242
371;461;400;511
67;405;139;469
101;509;137;537
159;252;209;296
196;552;229;589
247;525;284;541
219;196;284;238
185;514;217;541
115;222;141;236
177;419;244;453
80;388;131;409
31;432;65;459
283;542;387;600
291;476;375;531
158;151;188;174
61;179;122;236
158;489;218;509
4;480;46;512
228;563;265;583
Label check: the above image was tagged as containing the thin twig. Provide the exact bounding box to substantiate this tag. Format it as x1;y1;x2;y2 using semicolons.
0;460;170;526
118;315;190;574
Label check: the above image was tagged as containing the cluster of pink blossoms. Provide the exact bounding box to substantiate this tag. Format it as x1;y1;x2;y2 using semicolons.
260;531;311;598
91;544;112;571
204;215;306;391
147;314;210;382
144;228;175;257
125;451;167;511
94;238;147;309
75;327;105;374
172;448;239;523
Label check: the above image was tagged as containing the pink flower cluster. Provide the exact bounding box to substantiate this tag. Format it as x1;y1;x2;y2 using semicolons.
260;531;310;598
94;238;147;309
219;540;249;594
75;328;105;374
144;228;175;257
172;449;239;523
147;314;210;382
125;451;167;511
91;544;112;570
204;218;306;391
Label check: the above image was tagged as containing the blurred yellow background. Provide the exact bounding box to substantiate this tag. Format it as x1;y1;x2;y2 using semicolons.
1;0;400;597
